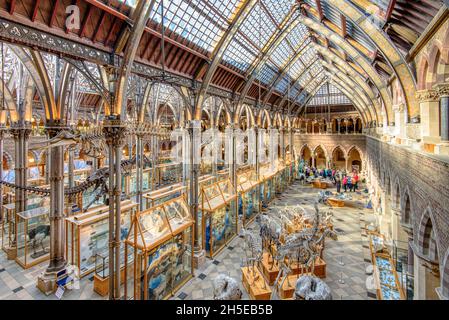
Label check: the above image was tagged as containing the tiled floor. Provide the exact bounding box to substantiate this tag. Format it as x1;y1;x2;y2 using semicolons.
0;179;377;300
172;181;377;300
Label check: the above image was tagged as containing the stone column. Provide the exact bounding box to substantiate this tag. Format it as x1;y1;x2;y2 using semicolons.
434;83;449;155
254;126;260;179
279;126;285;161
337;119;341;134
416;89;440;149
37;124;68;295
414;254;427;300
345;119;349;134
68;147;75;189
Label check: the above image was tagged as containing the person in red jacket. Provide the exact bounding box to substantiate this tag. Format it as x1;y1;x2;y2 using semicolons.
342;175;348;192
352;173;359;192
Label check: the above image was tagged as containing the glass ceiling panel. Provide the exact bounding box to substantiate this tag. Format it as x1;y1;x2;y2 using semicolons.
150;0;241;52
288;59;306;81
288;24;309;49
276;77;290;93
238;4;277;50
223;34;258;72
308;82;352;106
271;38;293;67
256;62;278;85
262;0;295;25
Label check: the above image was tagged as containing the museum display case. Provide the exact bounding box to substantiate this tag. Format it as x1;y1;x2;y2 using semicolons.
124;196;193;300
1;196;49;259
154;163;182;188
28;166;45;186
143;183;187;210
15;206;50;268
260;165;276;209
65;200;138;278
125;167;153;197
368;232;405;300
237;170;260;226
199;179;237;258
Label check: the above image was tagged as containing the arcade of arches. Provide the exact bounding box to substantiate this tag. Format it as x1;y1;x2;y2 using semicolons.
0;0;448;302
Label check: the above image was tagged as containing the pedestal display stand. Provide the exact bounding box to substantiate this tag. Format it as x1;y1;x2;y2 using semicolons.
241;266;271;300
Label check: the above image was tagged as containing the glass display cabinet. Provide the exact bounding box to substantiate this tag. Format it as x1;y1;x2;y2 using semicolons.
143;183;187;210
124;196;193;300
154;163;182;188
2;196;49;259
260;166;276;209
65;200;138;278
368;232;405;300
199;179;237;258
237;170;260;226
15;206;50;268
28;166;45;186
125;167;153;197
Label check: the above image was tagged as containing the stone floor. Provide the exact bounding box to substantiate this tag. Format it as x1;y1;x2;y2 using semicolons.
0;179;378;300
172;180;377;300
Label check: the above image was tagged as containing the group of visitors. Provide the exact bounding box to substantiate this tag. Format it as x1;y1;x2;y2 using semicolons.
298;160;360;194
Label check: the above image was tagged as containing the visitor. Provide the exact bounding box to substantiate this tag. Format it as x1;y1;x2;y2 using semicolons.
342;175;348;192
336;177;341;193
347;175;353;192
353;172;359;192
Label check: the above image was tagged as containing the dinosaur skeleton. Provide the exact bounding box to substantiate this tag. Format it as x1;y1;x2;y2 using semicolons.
0;156;152;212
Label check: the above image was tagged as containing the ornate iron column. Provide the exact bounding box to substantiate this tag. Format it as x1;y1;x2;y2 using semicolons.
188;119;203;267
68;147;75;189
254;126;260;179
136;133;144;211
37;123;68;294
103;118;126;300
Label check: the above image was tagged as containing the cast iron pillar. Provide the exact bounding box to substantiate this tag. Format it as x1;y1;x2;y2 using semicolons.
0;127;4;225
37;123;68;294
103;118;126;300
188;120;204;267
136;133;144;211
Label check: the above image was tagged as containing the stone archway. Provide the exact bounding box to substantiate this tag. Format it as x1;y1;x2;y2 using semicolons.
331;145;346;170
347;146;363;172
416;208;441;300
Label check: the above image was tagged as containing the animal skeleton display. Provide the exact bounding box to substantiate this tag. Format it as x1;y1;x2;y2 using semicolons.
212;274;243;300
257;202;337;299
27;225;50;257
241;227;265;288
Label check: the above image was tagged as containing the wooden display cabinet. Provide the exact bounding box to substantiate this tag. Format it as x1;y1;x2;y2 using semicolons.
65;200;138;278
15;206;50;268
199;179;237;258
237;170;261;227
143;183;187;210
124;196;194;300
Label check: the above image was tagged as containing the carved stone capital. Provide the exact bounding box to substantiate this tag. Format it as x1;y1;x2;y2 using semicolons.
103;122;127;147
9;127;32;140
433;83;449;98
415;89;439;103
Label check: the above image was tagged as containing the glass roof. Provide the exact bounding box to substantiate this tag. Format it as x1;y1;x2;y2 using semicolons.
150;0;241;52
121;0;326;104
307;82;352;106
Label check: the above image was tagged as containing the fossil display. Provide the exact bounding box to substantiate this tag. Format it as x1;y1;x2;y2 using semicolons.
213;274;243;300
294;275;332;300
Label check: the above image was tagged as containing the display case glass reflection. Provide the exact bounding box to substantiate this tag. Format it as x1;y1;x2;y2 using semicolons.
66;200;137;277
15;206;50;268
155;163;182;188
143;183;186;210
237;170;260;226
199;179;237;258
125;196;193;300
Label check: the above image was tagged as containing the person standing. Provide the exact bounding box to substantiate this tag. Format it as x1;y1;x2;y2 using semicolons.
336;177;341;193
347;175;353;192
353;172;359;192
342;175;348;192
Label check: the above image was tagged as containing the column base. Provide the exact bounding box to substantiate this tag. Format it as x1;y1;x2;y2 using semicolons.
193;250;206;269
436;287;448;300
5;246;17;260
37;264;73;296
